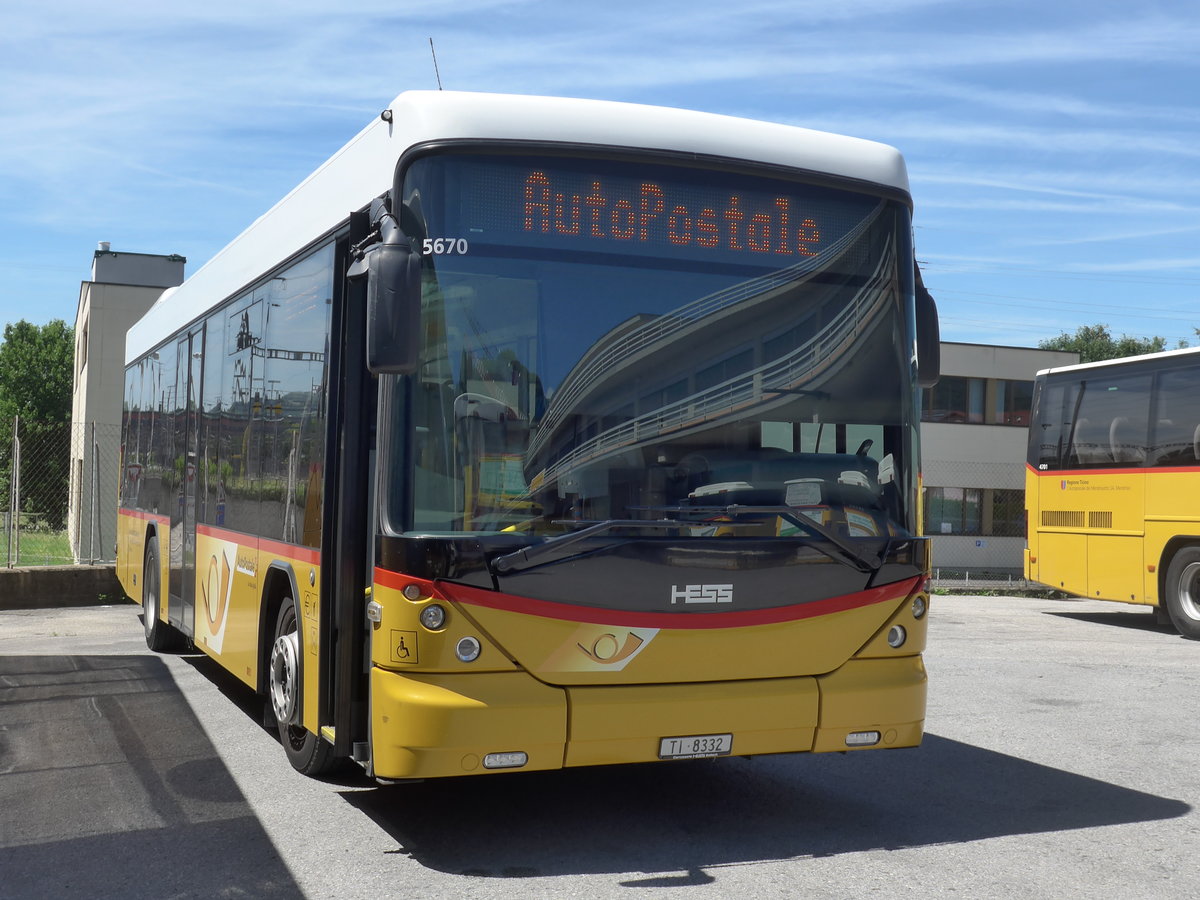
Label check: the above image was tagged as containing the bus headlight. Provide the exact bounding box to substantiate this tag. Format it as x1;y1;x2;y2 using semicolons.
419;604;447;630
912;596;928;619
887;625;907;648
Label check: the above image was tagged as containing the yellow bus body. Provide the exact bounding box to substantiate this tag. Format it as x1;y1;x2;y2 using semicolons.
1026;463;1200;608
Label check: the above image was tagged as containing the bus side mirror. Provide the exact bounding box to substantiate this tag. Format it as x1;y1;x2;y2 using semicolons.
349;204;422;374
915;265;940;389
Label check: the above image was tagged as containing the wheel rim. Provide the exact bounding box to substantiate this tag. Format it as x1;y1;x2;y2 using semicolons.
143;556;158;637
1178;562;1200;622
269;629;301;725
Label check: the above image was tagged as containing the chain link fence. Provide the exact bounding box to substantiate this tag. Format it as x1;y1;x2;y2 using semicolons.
930;568;1040;593
2;417;122;567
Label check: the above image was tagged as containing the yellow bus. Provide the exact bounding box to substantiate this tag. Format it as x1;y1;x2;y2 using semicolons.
1025;346;1200;639
117;91;940;779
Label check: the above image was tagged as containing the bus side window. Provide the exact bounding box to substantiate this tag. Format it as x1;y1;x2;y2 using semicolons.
1151;368;1200;467
1070;418;1104;465
1109;417;1146;464
1068;375;1150;468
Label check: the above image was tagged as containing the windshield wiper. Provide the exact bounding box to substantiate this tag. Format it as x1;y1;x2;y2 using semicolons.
722;505;885;573
637;504;886;574
490;519;687;574
490;508;887;576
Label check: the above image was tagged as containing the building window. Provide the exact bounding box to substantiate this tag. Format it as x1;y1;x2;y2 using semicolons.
924;487;1024;537
923;376;983;423
922;376;1033;426
995;379;1033;426
926;486;981;534
990;489;1026;537
79;315;89;374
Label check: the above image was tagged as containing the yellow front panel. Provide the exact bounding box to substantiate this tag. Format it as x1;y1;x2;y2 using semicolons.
370;669;566;780
812;656;926;752
463;599;905;685
564;677;819;767
368;569;927;778
369;577;519;674
370;657;925;776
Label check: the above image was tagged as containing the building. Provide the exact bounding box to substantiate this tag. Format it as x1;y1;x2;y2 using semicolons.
70;245;184;562
921;341;1079;575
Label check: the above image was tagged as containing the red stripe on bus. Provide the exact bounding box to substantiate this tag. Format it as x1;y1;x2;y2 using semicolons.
374;567;430;592
1027;462;1200;476
375;567;919;629
119;508;170;526
196;523;321;566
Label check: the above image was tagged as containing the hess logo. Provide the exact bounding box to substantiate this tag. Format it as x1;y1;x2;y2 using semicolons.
670;583;734;605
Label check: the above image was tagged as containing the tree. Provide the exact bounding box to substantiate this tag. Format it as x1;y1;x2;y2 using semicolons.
1038;323;1172;364
0;319;75;530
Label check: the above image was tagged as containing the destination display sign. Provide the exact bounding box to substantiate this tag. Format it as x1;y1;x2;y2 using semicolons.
440;157;881;267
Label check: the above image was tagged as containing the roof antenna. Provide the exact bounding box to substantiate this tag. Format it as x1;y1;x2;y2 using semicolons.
429;37;444;90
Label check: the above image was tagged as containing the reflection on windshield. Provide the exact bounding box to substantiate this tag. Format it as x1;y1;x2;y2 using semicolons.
392;153;917;545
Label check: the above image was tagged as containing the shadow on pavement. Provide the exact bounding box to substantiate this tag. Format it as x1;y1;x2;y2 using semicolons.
0;655;299;899
1046;609;1178;634
341;732;1189;879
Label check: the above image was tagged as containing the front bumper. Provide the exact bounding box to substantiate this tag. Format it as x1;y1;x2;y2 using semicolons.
369;655;926;780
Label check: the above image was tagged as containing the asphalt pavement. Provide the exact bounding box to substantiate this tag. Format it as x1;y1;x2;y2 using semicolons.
1;594;1197;899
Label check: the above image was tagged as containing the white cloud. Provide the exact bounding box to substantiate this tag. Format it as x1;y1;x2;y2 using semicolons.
1070;257;1200;274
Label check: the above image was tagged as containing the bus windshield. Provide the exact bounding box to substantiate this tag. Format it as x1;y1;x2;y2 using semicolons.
386;151;918;545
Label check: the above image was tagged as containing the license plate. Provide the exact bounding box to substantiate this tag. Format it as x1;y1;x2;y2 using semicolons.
659;733;733;759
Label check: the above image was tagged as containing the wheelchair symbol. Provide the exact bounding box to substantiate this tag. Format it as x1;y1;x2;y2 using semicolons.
390;630;418;664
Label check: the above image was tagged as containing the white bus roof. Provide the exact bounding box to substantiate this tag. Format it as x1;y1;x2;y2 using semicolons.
127;90;911;363
1034;344;1200;378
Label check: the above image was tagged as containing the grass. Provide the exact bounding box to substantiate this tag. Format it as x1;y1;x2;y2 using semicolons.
4;529;74;566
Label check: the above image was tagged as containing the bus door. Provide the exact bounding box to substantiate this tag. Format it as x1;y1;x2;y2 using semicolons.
318;223;374;761
169;325;204;635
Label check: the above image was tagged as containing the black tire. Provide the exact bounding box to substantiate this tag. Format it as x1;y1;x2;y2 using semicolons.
1163;547;1200;640
269;598;337;775
142;540;179;652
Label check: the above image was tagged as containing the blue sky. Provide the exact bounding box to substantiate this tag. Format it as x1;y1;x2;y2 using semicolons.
2;0;1198;348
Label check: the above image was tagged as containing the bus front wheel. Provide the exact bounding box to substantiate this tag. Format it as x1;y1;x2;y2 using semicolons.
269;598;336;775
1164;547;1200;640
